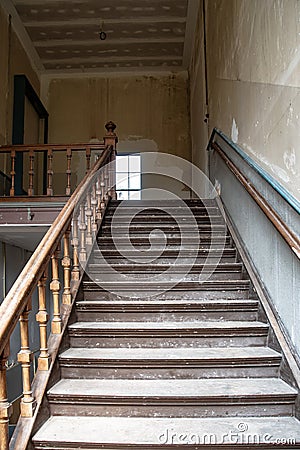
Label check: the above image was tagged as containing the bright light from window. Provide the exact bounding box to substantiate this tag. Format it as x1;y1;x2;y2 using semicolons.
116;154;141;200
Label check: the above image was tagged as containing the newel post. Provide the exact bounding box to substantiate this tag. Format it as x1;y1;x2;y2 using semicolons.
103;121;118;200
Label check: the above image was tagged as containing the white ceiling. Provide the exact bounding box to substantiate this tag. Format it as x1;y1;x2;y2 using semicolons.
5;0;199;74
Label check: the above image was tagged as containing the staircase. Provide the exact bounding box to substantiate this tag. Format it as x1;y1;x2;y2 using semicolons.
32;199;300;448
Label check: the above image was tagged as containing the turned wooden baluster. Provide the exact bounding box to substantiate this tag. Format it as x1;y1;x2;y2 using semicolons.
10;150;16;197
17;299;36;417
79;203;87;262
47;149;53;196
66;148;72;196
85;148;91;174
71;216;80;281
91;183;98;232
50;245;62;334
0;345;12;450
62;226;72;304
28;149;35;196
104;164;109;201
85;191;93;245
96;175;102;220
100;170;106;211
36;271;51;370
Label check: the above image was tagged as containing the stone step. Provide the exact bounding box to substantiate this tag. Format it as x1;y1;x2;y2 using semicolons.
87;263;244;281
109;199;217;207
75;298;258;322
101;224;227;235
47;378;296;417
68;320;268;348
97;235;232;246
32;415;300;449
92;247;237;263
103;215;224;224
82;279;251;298
106;205;219;214
59;346;281;379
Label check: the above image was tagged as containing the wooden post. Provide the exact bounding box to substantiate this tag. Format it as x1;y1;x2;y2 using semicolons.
79;203;87;262
85;191;93;245
47;149;53;196
50;245;62;334
17;299;36;417
85;148;91;174
0;345;12;450
36;272;51;370
104;121;117;200
10;150;16;197
96;176;102;220
62;226;72;304
91;183;98;232
28;150;35;196
71;216;80;281
66;148;72;196
100;171;106;211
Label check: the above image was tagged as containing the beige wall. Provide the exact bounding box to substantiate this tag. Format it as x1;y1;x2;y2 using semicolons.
43;73;190;158
190;0;300;200
0;4;40;146
189;0;209;173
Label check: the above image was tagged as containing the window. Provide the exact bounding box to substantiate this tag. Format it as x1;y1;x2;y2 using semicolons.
116;154;141;200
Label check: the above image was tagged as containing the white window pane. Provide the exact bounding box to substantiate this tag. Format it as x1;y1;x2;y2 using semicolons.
117;190;128;200
129;173;141;190
129;154;141;172
116;155;128;172
129;191;141;200
116;173;128;190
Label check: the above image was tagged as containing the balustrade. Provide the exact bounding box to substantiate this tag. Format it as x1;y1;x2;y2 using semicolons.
0;122;117;449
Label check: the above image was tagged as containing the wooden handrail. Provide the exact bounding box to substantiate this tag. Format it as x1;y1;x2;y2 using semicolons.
0;120;118;197
0;145;111;354
0;138;117;449
211;142;300;260
0;143;106;153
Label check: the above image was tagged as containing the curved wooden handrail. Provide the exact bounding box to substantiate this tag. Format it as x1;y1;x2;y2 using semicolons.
0;145;112;356
211;141;300;260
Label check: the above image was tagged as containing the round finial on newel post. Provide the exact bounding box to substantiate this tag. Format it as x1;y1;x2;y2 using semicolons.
104;121;118;149
105;121;117;136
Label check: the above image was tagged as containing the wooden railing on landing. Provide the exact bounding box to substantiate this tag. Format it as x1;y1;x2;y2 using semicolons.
0;127;117;449
0;121;117;197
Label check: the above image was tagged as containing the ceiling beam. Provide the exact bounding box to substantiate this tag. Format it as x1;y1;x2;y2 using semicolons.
42;55;182;65
1;0;44;73
182;0;200;69
23;17;187;27
34;37;185;47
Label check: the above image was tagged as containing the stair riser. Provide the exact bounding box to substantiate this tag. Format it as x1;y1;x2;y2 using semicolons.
60;365;280;380
48;401;295;418
103;217;225;225
75;310;257;322
69;335;267;348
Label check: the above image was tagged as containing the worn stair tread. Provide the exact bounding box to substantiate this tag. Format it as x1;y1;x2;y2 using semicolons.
76;298;258;307
83;280;250;288
59;346;281;363
88;263;243;272
32;416;300;447
48;378;296;400
68;320;268;331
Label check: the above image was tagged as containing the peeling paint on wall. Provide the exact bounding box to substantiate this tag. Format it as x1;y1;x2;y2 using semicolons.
231;118;239;143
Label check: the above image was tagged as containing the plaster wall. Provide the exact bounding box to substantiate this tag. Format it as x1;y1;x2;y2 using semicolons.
204;0;300;200
0;3;40;146
189;0;209;173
